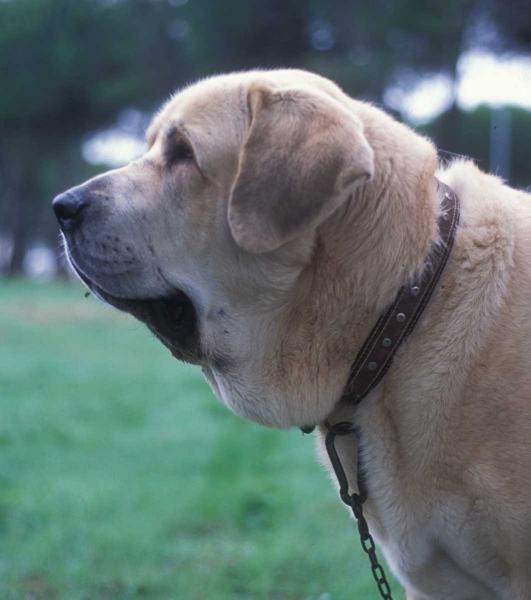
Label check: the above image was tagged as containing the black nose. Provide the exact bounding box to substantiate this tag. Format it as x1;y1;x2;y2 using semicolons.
52;191;87;227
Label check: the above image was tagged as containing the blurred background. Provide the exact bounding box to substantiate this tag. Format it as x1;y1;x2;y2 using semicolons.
0;1;530;598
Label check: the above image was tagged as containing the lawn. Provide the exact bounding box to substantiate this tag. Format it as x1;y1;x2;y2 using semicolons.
0;279;404;600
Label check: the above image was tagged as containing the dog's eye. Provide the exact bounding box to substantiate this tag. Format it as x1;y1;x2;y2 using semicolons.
165;140;195;164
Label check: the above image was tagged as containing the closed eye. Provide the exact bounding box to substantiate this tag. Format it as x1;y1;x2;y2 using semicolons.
165;139;195;164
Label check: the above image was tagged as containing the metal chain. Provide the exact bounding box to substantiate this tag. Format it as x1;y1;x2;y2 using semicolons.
324;421;394;600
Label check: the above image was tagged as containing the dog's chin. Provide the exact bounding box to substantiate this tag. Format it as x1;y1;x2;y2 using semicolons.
72;264;202;365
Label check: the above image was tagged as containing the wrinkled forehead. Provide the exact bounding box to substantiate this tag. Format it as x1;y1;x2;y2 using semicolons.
146;75;249;154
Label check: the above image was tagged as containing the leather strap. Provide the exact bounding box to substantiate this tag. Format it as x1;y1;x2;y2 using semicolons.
340;178;460;404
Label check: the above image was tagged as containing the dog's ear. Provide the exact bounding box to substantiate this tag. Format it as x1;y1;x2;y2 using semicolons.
228;84;374;254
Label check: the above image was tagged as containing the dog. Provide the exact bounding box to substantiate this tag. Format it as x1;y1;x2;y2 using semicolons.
53;69;531;599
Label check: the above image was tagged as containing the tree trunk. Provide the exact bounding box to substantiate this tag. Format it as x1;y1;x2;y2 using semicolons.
1;158;27;276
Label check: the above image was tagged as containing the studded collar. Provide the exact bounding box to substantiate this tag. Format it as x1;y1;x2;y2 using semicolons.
340;178;460;403
301;178;460;432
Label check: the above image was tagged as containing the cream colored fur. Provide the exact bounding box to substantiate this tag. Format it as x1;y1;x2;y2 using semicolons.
60;70;531;599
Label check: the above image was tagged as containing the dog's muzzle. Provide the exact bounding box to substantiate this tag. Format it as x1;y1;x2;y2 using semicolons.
53;183;203;365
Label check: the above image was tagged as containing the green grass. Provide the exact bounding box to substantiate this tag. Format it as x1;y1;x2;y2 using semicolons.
0;279;404;600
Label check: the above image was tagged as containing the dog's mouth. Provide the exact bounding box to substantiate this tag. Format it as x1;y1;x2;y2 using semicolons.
71;260;201;364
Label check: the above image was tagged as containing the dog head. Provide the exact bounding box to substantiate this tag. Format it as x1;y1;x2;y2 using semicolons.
53;70;374;428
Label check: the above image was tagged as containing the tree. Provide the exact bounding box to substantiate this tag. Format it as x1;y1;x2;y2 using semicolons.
0;0;192;274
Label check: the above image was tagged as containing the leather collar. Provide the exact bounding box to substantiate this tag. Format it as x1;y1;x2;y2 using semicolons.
301;178;460;433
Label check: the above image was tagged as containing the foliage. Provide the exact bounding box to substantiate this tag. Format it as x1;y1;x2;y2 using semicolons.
0;0;186;132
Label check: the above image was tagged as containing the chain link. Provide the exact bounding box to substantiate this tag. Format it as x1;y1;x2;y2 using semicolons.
352;494;393;599
324;421;394;600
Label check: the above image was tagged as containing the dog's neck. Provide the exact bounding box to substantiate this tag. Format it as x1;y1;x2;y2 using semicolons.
278;104;442;422
319;101;440;314
300;109;440;378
